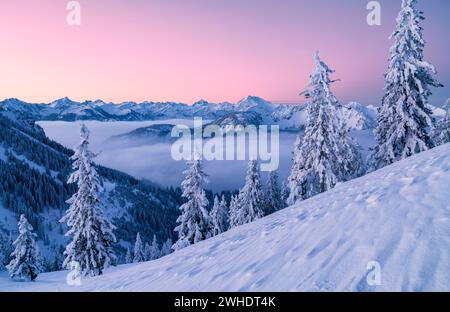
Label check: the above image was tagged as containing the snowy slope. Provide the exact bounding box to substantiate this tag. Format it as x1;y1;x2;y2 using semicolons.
2;144;449;292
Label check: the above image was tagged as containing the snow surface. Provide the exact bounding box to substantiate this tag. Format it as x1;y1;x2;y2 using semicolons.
1;144;449;292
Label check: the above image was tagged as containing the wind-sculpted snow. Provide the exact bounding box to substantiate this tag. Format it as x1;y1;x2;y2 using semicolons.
2;144;449;291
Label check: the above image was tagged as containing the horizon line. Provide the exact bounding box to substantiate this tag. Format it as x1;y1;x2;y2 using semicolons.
0;96;311;106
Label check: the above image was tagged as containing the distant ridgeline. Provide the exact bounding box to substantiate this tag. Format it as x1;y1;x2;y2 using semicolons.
0;107;182;271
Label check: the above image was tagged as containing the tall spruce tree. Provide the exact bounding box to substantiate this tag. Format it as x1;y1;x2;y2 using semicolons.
368;0;442;170
210;195;229;236
229;160;265;228
7;215;41;281
60;124;116;277
265;170;285;215
133;232;145;263
287;52;363;205
173;157;212;250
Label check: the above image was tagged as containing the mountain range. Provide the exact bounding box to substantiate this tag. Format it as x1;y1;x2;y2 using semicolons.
0;96;378;131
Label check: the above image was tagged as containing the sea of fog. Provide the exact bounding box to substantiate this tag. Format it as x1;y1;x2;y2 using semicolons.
38;120;302;191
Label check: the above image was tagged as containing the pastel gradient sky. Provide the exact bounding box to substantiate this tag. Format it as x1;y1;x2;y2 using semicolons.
0;0;449;105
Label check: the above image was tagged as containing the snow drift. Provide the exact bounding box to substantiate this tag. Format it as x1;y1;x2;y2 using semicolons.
2;144;449;292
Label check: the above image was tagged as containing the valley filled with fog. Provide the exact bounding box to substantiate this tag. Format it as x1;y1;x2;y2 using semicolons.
38;120;375;192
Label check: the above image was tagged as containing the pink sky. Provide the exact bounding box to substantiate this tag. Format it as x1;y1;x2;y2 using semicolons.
0;0;448;105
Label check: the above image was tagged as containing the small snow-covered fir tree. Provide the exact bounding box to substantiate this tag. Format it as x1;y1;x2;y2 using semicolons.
264;170;285;215
133;233;145;263
145;235;160;261
368;0;442;170
173;157;212;251
229;160;265;228
437;114;450;145
287;52;363;205
210;195;229;236
6;215;42;281
228;195;240;228
161;238;173;256
287;136;303;205
61;124;116;277
125;247;133;264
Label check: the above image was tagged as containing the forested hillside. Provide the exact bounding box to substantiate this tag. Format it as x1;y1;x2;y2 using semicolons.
0;108;181;271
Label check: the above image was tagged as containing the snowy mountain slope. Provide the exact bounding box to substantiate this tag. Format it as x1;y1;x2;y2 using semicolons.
111;124;175;143
3;144;449;292
204;111;264;133
235;96;276;118
341;103;378;130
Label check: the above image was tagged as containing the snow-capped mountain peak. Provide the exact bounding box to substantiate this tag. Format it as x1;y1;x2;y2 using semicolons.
192;99;211;107
341;102;378;130
236;95;275;113
49;97;77;108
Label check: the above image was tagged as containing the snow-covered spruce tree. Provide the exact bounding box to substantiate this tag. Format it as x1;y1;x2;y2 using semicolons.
60;124;116;277
228;195;240;228
264;170;285;215
133;232;145;263
287;134;305;205
210;195;229;236
125;247;133;264
229;160;265;228
368;0;442;170
161;238;173;256
6;215;42;281
173;157;212;251
287;52;363;205
145;235;160;261
437;115;450;145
